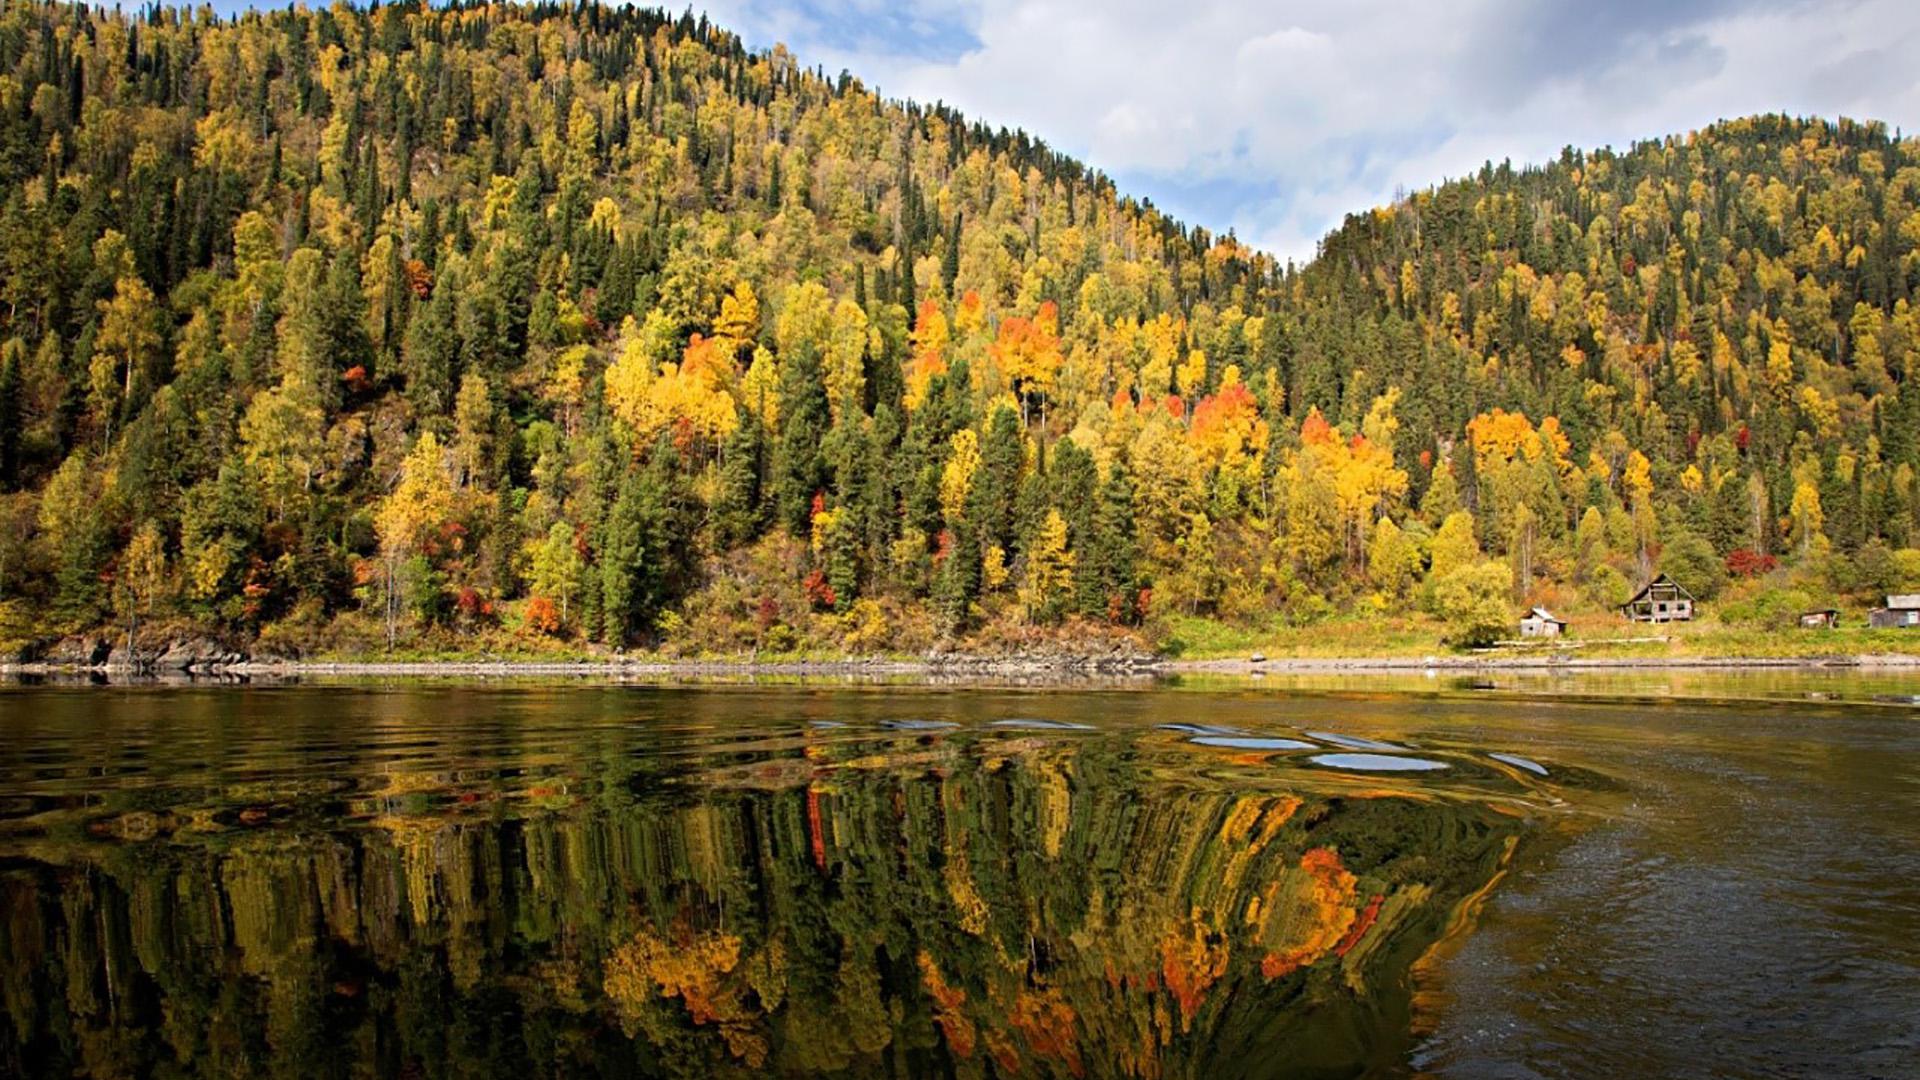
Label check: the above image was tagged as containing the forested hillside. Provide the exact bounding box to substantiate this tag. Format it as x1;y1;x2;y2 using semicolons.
0;1;1915;659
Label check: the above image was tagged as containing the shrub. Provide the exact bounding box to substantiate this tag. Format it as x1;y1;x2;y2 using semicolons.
1433;560;1511;648
1725;549;1778;578
1282;590;1335;627
1583;564;1629;609
524;596;562;635
399;554;449;625
1857;542;1920;595
1719;587;1812;629
837;599;891;653
1899;549;1920;591
1661;529;1726;599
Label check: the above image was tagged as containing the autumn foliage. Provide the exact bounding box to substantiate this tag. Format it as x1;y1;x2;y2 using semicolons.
3;1;1917;657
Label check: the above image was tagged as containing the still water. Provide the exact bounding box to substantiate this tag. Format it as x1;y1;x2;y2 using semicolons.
0;679;1913;1078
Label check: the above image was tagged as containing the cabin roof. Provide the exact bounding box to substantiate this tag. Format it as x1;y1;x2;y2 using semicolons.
1889;594;1920;610
1622;573;1695;605
1802;609;1838;617
1523;607;1565;624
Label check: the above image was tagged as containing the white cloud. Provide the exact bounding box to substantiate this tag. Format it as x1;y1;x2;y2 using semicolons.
697;0;1920;264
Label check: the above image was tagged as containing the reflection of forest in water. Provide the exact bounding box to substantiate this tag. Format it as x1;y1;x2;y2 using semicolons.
0;706;1548;1079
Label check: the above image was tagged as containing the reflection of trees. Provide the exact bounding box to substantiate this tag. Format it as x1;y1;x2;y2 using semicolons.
0;740;1520;1078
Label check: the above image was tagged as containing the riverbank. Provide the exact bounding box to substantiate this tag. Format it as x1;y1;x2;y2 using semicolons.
9;611;1920;679
6;649;1919;679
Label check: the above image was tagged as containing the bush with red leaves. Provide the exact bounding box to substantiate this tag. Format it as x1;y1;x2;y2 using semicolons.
803;569;836;611
1725;549;1778;577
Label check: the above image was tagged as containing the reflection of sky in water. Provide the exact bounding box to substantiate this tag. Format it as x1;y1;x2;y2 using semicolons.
1310;753;1449;772
1157;723;1246;735
1189;735;1318;751
1308;731;1408;752
1489;752;1549;776
881;719;959;730
991;718;1096;730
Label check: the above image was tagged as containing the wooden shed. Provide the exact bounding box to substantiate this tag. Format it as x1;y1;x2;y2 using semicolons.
1868;595;1920;629
1519;607;1567;638
1798;609;1839;629
1621;574;1695;622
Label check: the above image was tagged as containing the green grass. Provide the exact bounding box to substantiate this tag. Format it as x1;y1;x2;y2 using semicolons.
1153;611;1920;662
1156;612;1450;659
110;601;1920;668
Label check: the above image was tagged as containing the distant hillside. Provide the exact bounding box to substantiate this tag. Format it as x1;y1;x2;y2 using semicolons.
0;1;1912;658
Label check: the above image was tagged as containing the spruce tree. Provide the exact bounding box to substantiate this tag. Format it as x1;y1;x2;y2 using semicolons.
1087;464;1139;620
598;465;655;646
971;404;1023;555
714;411;765;548
402;284;457;421
773;341;831;534
0;340;21;491
941;212;961;295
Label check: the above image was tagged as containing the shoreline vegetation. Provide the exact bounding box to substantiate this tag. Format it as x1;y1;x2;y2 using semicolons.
8;620;1920;678
0;7;1916;686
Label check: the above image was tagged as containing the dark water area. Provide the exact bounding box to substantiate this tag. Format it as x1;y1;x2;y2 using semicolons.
0;681;1913;1078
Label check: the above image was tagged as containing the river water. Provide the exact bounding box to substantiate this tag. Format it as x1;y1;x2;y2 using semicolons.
0;677;1914;1078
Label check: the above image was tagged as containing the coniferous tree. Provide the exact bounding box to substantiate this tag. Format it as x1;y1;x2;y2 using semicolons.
972;404;1023;555
773;338;831;535
1087;464;1139;620
714;410;766;548
0;339;22;490
402;282;457;421
599;464;659;646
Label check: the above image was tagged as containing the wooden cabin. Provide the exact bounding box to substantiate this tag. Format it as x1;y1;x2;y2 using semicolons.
1868;594;1920;629
1798;609;1839;629
1620;574;1695;623
1519;607;1567;638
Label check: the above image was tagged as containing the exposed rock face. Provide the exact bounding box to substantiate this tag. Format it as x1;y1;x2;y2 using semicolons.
153;638;248;671
43;637;111;666
922;644;1164;674
32;637;257;672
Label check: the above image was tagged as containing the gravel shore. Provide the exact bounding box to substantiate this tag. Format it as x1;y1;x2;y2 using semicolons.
5;649;1917;680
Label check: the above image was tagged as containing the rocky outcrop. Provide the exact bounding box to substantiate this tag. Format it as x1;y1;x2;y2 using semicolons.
152;638;249;672
21;636;253;672
43;636;112;666
922;644;1165;674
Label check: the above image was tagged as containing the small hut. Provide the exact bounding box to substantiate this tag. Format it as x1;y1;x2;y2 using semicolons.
1621;574;1695;623
1798;609;1839;629
1519;607;1567;638
1868;595;1920;629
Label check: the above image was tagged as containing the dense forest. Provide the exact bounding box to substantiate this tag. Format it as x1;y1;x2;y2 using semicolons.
0;0;1916;658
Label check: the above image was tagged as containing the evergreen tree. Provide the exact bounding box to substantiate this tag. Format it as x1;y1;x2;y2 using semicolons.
599;465;659;646
1086;464;1139;620
773;338;831;534
971;404;1023;554
0;339;22;490
714;411;766;548
403;283;458;421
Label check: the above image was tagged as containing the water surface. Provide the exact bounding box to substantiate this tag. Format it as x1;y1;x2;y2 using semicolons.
0;679;1913;1078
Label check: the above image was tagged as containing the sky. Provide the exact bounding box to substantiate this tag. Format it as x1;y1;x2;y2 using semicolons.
686;0;1920;265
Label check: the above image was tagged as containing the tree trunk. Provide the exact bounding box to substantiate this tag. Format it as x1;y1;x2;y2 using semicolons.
385;556;398;651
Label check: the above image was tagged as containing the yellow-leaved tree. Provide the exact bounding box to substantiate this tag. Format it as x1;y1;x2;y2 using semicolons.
375;433;456;648
940;429;980;527
607;324;739;453
1020;508;1075;622
824;297;869;419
